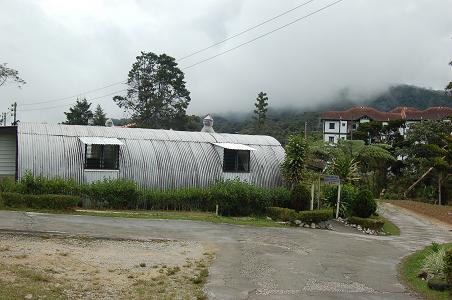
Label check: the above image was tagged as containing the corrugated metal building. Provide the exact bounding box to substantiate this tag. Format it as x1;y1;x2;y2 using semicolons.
0;123;285;189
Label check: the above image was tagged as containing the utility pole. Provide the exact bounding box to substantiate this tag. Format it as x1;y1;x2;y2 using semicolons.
304;122;307;139
9;102;17;125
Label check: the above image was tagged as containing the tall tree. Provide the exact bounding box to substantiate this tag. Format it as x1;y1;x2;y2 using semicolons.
113;52;191;130
63;98;93;125
0;63;26;88
446;61;452;95
281;135;307;186
253;92;269;129
93;104;107;126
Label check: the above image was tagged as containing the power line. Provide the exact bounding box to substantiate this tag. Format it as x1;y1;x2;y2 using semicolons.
18;80;126;106
181;0;345;70
17;89;127;112
177;0;317;62
17;0;318;107
17;0;344;109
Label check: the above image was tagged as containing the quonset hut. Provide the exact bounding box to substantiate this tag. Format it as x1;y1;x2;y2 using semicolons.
0;119;285;189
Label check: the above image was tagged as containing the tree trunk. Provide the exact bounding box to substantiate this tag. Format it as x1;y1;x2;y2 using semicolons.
438;174;442;205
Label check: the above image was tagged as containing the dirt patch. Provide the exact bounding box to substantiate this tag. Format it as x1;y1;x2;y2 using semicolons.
0;233;215;299
386;200;452;225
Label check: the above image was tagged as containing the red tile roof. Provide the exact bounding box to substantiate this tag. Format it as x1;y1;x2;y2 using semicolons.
320;106;452;121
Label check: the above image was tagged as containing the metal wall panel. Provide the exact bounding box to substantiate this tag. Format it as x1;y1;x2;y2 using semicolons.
16;123;285;189
0;133;16;176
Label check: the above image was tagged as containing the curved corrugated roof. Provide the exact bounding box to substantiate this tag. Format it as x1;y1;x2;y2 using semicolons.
16;123;284;189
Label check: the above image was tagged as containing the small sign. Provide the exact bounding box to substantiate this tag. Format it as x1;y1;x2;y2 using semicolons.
324;175;340;185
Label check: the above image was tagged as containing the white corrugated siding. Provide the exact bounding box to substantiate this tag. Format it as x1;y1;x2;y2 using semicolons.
16;123;285;189
0;132;16;176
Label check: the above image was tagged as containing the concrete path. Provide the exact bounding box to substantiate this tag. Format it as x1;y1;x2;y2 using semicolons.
0;205;450;300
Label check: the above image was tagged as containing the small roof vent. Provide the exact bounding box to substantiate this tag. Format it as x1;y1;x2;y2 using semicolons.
201;114;215;133
105;118;114;127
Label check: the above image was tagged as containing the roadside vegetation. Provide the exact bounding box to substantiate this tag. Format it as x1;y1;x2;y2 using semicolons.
400;242;452;300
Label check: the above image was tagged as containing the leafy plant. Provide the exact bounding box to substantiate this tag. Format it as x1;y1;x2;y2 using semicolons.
350;189;377;218
1;192;79;210
422;247;446;278
324;184;357;217
290;183;310;211
297;209;333;223
347;216;384;231
266;207;298;222
281;135;307;185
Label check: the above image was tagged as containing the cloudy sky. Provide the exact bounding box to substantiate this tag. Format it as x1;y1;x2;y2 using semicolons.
0;0;451;124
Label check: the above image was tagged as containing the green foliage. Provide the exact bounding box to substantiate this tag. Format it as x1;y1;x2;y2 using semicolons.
281;135;307;185
209;180;270;216
0;177;18;193
140;188;211;211
266;207;298;222
19;171;79;195
63;98;93;125
290;183;310;211
347;216;384;231
350;189;377;218
422;247;447;279
297;209;333;223
253;92;269;129
324;184;357;217
84;179;140;209
1;192;79;210
267;187;291;208
93;104;107;126
445;249;452;286
113;51;191;130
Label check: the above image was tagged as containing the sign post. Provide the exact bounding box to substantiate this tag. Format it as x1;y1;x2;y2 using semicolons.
323;175;341;219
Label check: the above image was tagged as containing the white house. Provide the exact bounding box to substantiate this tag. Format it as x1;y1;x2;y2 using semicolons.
320;106;452;143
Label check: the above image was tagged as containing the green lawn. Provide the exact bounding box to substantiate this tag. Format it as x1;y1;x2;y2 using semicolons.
380;217;400;235
399;243;452;300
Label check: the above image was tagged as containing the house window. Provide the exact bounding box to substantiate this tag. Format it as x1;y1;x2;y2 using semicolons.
223;149;250;172
84;144;119;170
329;122;335;130
342;123;346;127
328;136;335;143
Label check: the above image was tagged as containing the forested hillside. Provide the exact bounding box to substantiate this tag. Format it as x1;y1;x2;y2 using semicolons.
212;84;451;144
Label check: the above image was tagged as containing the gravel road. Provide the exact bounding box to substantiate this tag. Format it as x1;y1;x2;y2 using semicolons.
0;203;450;300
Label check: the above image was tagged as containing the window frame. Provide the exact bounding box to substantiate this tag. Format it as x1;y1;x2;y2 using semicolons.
222;149;251;173
328;136;335;143
329;122;336;130
84;144;120;170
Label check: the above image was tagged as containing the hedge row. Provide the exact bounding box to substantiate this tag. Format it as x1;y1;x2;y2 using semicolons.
0;175;292;217
347;216;385;231
266;207;333;224
1;192;80;210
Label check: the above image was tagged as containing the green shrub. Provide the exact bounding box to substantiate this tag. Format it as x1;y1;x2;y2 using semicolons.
422;246;447;278
350;189;376;218
324;184;356;217
139;188;212;211
209;180;270;216
267;187;291;208
290;184;310;212
1;192;79;210
297;209;334;223
83;179;140;209
347;216;384;231
0;177;18;193
19;171;79;195
445;248;452;287
266;207;298;222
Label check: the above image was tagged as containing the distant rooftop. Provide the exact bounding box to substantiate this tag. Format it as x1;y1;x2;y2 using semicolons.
320;106;452;121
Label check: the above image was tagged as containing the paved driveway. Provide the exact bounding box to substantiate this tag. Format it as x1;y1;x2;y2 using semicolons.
0;204;450;300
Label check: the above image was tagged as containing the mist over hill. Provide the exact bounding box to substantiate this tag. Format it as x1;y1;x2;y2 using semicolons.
210;84;451;143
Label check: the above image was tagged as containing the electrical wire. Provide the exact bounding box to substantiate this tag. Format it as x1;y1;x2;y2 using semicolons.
181;0;345;70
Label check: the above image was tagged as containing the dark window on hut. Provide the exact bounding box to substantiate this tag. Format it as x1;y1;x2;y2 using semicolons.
84;144;119;170
223;149;250;172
